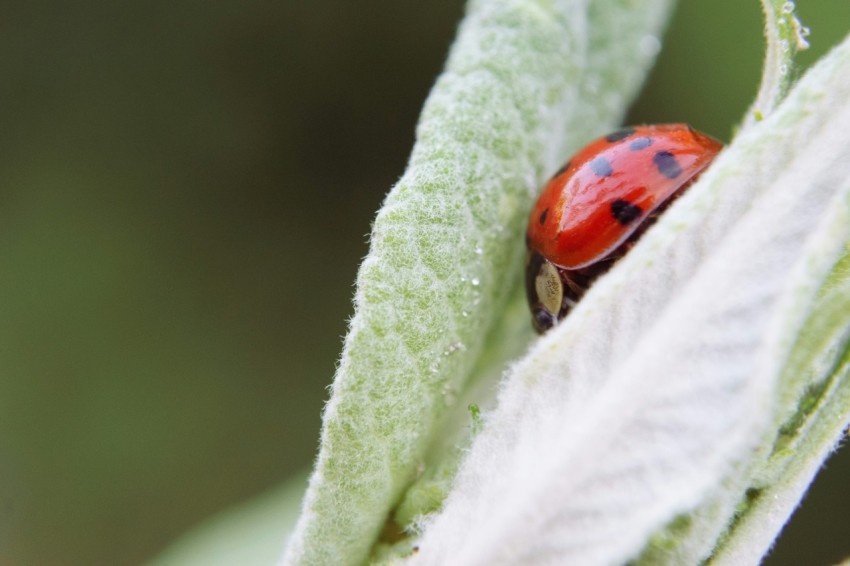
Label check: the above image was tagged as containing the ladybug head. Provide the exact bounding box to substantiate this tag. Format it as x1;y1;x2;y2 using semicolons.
525;251;565;334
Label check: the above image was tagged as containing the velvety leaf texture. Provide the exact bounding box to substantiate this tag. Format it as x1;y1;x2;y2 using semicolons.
412;28;850;566
281;0;674;564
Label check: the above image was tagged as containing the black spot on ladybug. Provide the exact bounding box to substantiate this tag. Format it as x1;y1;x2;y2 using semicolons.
539;208;549;225
590;156;613;177
653;150;682;179
610;199;642;225
553;160;571;178
605;128;635;142
629;137;653;151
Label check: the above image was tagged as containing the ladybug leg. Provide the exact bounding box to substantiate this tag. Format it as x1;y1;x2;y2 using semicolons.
562;273;586;299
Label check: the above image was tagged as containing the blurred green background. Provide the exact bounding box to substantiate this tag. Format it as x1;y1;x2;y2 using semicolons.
0;1;847;564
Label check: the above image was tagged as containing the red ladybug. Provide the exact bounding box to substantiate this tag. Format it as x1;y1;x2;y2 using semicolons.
526;124;723;333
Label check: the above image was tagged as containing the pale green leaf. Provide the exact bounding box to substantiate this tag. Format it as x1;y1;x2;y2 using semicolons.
744;0;809;126
411;28;850;566
281;1;675;564
149;472;307;566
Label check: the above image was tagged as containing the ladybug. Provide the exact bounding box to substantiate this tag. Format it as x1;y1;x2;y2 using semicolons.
526;124;722;333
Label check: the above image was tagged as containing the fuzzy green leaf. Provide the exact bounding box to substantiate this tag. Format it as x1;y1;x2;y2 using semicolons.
708;218;850;564
281;1;674;564
410;28;850;566
745;0;809;126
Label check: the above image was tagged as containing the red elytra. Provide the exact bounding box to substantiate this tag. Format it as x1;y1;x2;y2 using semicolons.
525;124;722;333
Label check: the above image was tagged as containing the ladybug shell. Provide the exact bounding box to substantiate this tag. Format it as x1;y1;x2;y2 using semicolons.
525;124;722;333
527;124;722;270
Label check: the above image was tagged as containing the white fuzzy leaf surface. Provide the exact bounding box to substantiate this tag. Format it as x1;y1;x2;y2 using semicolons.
281;1;673;564
410;31;850;566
